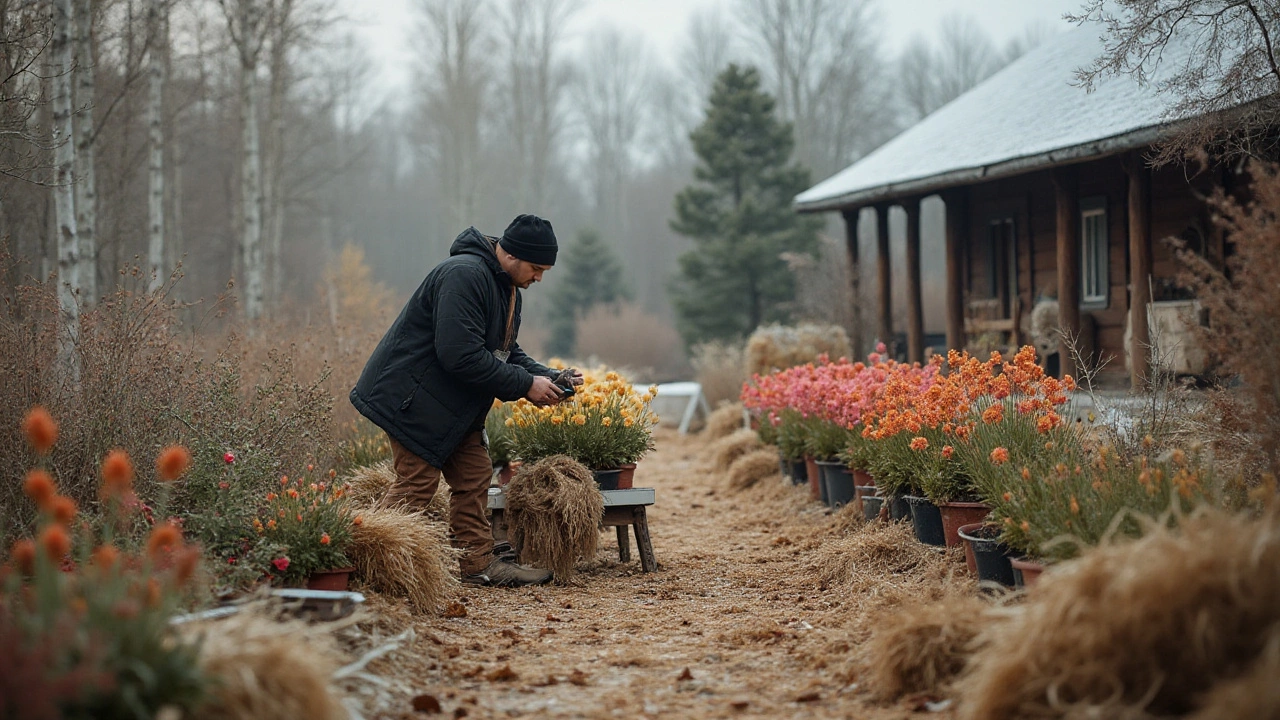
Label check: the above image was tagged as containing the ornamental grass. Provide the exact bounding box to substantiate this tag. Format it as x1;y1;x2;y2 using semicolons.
709;430;762;473
958;507;1280;720
506;368;657;470
343;460;450;520
703;401;745;441
727;448;781;491
864;590;990;701
505;455;604;581
186;609;347;720
346;506;459;614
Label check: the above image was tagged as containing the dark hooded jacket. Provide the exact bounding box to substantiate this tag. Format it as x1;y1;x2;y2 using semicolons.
350;227;553;468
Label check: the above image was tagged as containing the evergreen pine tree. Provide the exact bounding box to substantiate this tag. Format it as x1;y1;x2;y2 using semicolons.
669;64;821;345
546;228;629;357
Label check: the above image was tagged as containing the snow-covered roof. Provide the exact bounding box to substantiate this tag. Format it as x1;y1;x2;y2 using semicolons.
795;24;1197;212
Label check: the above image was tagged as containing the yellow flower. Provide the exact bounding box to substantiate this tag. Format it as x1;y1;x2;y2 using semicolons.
505;418;514;427
601;416;612;427
551;416;564;425
624;418;634;427
573;414;587;426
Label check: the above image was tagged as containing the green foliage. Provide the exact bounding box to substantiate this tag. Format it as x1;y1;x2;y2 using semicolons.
546;229;630;357
773;409;807;462
669;64;822;346
801;417;854;461
333;417;392;475
255;473;355;585
485;403;516;466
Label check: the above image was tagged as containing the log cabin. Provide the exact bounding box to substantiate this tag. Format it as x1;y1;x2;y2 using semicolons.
794;23;1238;389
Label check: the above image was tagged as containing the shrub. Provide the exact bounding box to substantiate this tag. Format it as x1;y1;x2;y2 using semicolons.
691;340;747;408
574;302;690;382
744;322;851;376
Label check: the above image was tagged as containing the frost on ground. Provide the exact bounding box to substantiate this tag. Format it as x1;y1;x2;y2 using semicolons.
336;428;964;719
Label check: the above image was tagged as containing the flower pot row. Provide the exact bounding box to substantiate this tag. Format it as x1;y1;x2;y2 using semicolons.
495;461;637;490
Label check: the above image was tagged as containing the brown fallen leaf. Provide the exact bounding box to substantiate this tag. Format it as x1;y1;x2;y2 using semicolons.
411;694;442;713
532;675;559;687
444;602;467;618
442;646;461;659
546;614;562;622
453;709;468;719
729;700;750;711
500;628;520;642
485;664;519;682
539;627;557;636
459;665;483;679
795;691;821;703
568;669;590;686
677;667;694;681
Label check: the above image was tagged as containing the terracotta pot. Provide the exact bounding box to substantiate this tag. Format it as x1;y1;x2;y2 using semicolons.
938;501;992;548
497;461;521;487
306;566;355;591
1010;556;1045;588
852;469;873;488
804;456;821;501
617;463;637;490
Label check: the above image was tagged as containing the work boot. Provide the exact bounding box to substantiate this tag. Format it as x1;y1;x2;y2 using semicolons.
462;556;552;587
492;540;519;562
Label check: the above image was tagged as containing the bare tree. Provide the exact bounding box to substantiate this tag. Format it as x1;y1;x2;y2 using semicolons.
574;24;652;235
898;15;1002;123
1070;0;1280;164
71;0;95;304
681;3;740;109
49;0;79;377
413;0;491;233
220;0;270;320
737;0;894;180
1000;20;1058;65
146;0;167;290
495;0;578;212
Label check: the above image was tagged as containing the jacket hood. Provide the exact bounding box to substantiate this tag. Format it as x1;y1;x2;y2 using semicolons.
449;227;508;280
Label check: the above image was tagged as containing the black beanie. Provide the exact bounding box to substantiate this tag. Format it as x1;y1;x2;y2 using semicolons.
499;214;558;266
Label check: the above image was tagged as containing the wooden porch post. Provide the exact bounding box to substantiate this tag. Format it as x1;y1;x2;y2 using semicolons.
1053;167;1080;379
1125;155;1152;389
944;189;967;353
875;204;893;351
905;198;924;363
841;208;863;356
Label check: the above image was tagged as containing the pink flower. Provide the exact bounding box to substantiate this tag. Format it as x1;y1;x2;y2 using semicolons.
273;556;290;572
223;452;236;464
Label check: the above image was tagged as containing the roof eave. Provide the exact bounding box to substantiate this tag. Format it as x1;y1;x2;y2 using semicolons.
794;124;1168;214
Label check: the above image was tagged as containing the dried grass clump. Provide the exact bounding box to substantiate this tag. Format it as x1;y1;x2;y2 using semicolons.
745;322;851;376
815;520;946;590
864;591;990;700
703;402;745;441
506;455;604;581
1188;629;1280;720
691;340;747;409
958;508;1280;720
187;610;347;720
727;448;781;491
344;460;449;519
348;505;460;614
708;429;762;472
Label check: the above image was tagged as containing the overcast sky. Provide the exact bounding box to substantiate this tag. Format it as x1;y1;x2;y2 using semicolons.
341;0;1085;108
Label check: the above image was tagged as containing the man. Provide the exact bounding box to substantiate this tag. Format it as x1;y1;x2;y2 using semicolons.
351;214;578;586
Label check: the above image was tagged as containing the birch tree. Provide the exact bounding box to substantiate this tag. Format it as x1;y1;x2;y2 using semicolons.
263;0;292;304
221;0;269;320
50;0;79;377
146;0;167;290
71;0;95;304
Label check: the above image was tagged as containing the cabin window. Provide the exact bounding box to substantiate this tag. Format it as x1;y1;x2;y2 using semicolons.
1080;196;1108;307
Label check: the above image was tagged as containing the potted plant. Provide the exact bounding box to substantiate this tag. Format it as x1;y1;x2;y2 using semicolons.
506;368;657;489
255;470;356;590
486;400;519;486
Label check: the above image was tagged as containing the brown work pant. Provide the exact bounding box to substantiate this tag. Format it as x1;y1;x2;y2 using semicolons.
384;432;494;575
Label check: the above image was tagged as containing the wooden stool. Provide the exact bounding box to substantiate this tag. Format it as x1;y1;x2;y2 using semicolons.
487;487;657;572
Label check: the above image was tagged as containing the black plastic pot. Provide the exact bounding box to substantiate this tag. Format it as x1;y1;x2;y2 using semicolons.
905;495;946;546
958;523;1016;587
887;492;911;522
592;468;621;491
778;455;791;482
788;460;808;486
861;494;884;521
816;460;856;508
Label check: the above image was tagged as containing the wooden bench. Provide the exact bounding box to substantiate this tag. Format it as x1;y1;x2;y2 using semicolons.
486;487;658;572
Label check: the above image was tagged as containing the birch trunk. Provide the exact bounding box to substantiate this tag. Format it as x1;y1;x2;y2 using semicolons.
51;0;81;380
264;0;291;305
238;0;264;321
146;0;166;290
72;0;96;305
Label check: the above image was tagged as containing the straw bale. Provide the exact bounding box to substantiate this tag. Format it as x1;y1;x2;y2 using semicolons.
1188;628;1280;720
348;505;460;614
703;402;745;441
344;460;450;519
708;430;762;472
863;591;989;700
958;508;1280;720
505;455;605;581
814;520;948;590
188;610;346;720
727;448;781;491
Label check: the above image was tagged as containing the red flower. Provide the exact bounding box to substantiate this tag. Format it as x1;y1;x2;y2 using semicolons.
941;445;954;459
273;556;291;572
223;452;236;464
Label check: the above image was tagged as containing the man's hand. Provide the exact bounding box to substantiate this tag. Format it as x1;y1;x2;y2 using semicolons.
527;375;564;406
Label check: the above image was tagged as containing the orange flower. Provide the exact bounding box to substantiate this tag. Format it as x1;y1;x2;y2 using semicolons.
267;519;277;530
941;445;954;459
1002;492;1012;502
1020;467;1031;481
1019;520;1030;532
909;436;929;451
1070;496;1080;514
51;495;77;525
990;447;1010;465
146;523;182;559
92;544;120;569
101;450;135;496
353;515;363;527
982;404;1004;425
173;546;201;586
10;539;36;575
39;523;71;559
320;532;331;545
155;445;192;481
145;577;163;608
22;406;58;454
23;469;57;511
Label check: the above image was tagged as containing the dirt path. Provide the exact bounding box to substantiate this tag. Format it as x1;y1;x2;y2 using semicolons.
352;429;961;719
